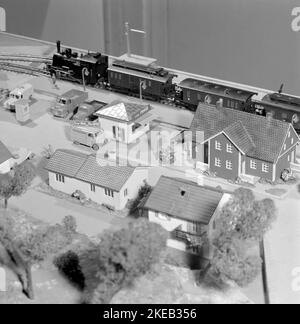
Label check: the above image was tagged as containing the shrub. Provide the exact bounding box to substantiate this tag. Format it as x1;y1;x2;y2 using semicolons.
63;215;77;235
19;224;74;262
81;219;168;304
54;250;85;290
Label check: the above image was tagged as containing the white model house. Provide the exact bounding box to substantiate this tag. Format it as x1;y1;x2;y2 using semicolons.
142;176;231;258
45;149;148;210
0;141;13;174
94;100;155;144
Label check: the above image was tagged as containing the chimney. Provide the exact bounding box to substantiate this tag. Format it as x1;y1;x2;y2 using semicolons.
56;40;61;54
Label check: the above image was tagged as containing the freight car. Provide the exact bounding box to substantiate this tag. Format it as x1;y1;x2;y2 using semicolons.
48;41;108;86
176;78;257;112
252;92;300;132
108;55;176;102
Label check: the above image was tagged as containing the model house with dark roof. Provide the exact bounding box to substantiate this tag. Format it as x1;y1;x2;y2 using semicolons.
0;140;13;174
142;176;231;258
94;100;156;144
45;149;148;210
190;103;300;183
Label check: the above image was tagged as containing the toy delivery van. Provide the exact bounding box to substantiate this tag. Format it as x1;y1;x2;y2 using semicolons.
4;83;33;111
71;125;106;151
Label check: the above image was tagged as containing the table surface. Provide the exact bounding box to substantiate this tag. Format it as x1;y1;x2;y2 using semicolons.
1;31;300;305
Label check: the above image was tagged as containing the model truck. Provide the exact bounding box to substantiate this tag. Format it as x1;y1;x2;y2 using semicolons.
73;100;107;121
4;83;33;111
51;89;88;119
71;125;106;151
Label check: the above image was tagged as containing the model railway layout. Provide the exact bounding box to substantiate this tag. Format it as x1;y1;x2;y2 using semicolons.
0;40;300;132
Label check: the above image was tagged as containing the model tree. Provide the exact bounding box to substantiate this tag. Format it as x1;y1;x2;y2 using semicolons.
0;218;34;299
201;188;277;286
82;219;168;304
0;161;35;209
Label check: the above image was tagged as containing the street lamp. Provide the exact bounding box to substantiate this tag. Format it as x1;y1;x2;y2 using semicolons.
140;80;147;101
82;67;89;91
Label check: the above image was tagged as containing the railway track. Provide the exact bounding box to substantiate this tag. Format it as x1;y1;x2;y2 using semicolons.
0;62;51;77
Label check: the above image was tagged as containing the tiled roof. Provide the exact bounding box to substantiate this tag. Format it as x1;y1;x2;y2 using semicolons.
0;141;13;165
76;155;135;191
45;150;88;178
94;101;152;123
45;149;135;192
143;176;223;224
223;121;255;154
190;103;292;163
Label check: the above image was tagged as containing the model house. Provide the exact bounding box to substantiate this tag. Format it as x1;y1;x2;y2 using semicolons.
45;149;148;210
94;100;155;144
0;141;13;174
190;103;300;183
142;176;231;258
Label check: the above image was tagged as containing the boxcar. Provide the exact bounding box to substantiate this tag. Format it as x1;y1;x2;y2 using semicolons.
178;78;256;111
108;60;176;101
253;92;300;132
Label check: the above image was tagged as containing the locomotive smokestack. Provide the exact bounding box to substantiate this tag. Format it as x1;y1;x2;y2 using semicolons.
56;40;61;54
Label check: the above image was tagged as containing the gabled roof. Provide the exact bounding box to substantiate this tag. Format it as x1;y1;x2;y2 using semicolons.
0;141;13;165
45;149;135;192
94;101;152;123
143;176;224;225
76;155;135;192
223;121;255;154
190;103;294;163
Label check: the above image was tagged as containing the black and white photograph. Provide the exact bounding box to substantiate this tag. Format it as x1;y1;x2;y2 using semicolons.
0;0;299;307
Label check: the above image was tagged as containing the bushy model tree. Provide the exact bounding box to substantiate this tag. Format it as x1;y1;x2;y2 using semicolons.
0;161;35;209
82;219;168;304
201;188;277;286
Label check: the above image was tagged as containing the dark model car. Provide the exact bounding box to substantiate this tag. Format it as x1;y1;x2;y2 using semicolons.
73;100;107;121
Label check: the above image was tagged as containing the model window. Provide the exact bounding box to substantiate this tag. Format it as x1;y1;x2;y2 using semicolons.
186;90;191;100
215;158;221;167
283;144;287;151
250;160;257;170
119;74;122;80
148;80;152;87
288;155;290;162
288;131;291;138
197;93;201;101
291;138;294;145
55;174;65;183
91;184;96;192
262;163;269;173
124;189;128;197
215;141;221;151
226;160;233;170
105;188;114;197
226;144;233;153
282;112;288;120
